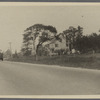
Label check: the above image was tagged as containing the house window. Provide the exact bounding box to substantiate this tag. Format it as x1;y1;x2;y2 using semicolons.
51;48;54;52
55;44;58;47
59;39;62;42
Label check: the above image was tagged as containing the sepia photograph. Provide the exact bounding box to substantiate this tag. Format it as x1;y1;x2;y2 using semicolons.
0;2;100;97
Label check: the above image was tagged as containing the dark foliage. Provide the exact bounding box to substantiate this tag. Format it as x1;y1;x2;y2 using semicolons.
75;33;100;53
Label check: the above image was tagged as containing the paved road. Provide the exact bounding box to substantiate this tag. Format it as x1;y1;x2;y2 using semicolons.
0;61;100;95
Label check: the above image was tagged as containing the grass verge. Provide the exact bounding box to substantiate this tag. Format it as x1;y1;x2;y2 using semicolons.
6;53;100;70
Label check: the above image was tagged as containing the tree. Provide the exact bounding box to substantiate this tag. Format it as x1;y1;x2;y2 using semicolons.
22;24;58;59
21;28;33;56
31;24;57;55
74;32;100;53
63;26;83;52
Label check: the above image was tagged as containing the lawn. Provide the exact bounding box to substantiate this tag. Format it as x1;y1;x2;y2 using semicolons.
7;53;100;70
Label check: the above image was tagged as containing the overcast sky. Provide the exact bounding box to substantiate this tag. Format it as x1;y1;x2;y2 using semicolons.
0;3;100;52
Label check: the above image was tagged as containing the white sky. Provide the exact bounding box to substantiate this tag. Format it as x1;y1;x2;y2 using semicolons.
0;3;100;53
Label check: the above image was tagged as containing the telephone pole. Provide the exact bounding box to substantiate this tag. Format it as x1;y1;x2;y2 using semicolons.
9;42;12;58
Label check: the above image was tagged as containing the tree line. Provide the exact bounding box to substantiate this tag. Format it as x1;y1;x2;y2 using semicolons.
21;24;100;56
75;33;100;53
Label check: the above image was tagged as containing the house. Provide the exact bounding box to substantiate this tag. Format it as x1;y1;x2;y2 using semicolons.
48;34;68;55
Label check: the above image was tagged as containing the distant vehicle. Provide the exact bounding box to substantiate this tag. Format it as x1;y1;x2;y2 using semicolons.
0;52;3;61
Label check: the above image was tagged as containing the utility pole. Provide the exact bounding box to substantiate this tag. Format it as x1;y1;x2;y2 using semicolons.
9;42;12;58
